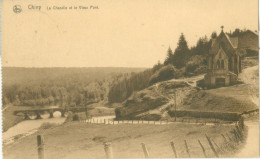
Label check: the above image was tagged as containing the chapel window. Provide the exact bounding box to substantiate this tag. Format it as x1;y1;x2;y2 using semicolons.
217;60;221;69
221;60;224;69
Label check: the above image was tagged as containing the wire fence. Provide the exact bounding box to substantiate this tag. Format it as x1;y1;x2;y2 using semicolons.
36;121;246;159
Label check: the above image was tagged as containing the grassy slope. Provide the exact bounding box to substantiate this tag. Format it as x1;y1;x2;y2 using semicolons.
180;84;258;113
3;122;242;159
117;75;258;119
177;58;259;113
2;106;24;132
118;58;259;118
175;67;258;114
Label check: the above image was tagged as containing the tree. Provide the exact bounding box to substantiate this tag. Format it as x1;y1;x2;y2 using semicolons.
211;32;217;39
193;36;210;56
48;96;54;105
149;65;177;85
2;96;9;106
172;33;190;68
153;60;163;72
231;28;241;37
164;47;174;65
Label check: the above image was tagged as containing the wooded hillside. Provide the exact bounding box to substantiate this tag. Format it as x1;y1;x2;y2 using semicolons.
107;28;257;103
2;67;145;107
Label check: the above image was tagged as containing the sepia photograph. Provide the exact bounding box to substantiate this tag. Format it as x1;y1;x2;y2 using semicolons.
1;0;259;158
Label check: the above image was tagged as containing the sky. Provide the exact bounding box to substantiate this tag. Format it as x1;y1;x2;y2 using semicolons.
1;0;258;68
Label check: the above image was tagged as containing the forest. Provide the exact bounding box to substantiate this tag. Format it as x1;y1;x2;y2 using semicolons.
2;67;145;107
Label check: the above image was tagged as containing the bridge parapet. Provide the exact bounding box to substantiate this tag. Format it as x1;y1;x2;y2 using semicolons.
13;106;94;120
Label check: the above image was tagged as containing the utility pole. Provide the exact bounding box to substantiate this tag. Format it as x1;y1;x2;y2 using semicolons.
174;91;177;122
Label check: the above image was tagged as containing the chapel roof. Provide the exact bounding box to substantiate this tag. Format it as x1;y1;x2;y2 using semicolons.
229;37;238;48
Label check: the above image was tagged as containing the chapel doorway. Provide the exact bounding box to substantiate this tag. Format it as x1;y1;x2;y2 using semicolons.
216;78;225;87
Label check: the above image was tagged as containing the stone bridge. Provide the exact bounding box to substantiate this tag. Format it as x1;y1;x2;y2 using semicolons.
13;106;93;120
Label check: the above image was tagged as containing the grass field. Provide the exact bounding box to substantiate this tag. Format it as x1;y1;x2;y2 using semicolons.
3;122;245;159
2;105;24;132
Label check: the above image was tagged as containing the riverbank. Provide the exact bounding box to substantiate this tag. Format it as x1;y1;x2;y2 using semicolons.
3;122;244;159
2;105;115;133
2;105;24;132
3;117;66;145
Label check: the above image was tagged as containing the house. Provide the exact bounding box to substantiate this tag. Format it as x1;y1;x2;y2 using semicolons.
204;26;258;88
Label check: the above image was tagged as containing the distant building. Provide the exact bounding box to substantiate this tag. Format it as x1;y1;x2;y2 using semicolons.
204;27;258;88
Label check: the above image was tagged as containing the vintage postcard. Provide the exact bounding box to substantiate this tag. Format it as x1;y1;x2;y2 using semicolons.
1;0;259;158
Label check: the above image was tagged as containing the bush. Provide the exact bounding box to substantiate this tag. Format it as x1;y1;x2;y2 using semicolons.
39;122;58;130
184;55;207;76
65;111;74;122
115;108;122;118
186;63;199;73
149;65;177;85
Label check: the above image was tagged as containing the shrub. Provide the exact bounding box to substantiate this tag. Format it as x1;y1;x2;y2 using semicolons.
65;111;74;122
184;55;207;76
39;122;58;130
186;63;199;73
149;65;177;85
115;108;122;118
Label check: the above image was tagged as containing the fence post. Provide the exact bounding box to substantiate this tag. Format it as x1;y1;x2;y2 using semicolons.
154;121;156;125
104;142;113;159
234;129;242;142
226;133;232;142
184;140;190;158
205;134;219;158
235;126;243;140
231;129;239;142
141;143;149;158
170;141;178;158
142;120;144;124
37;135;45;159
198;140;207;158
238;116;244;130
221;134;228;143
212;139;223;152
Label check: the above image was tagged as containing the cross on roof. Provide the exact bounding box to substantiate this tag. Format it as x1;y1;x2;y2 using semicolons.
221;25;224;32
